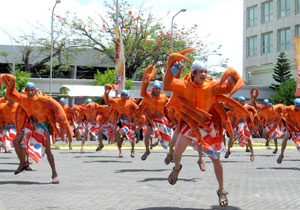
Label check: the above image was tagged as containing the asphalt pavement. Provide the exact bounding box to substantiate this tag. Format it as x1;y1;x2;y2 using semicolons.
0;138;300;210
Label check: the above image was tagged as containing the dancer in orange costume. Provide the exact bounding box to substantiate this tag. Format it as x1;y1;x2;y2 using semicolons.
251;88;284;154
104;86;138;158
275;98;300;163
58;98;74;149
139;64;172;160
225;96;256;161
163;50;247;207
0;89;18;153
0;74;73;184
79;99;108;153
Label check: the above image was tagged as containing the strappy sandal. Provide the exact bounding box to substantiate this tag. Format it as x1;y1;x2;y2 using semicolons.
96;144;104;151
224;151;231;159
14;164;28;175
197;160;206;171
216;189;228;207
52;176;59;184
141;151;150;161
164;153;173;165
168;164;182;185
130;150;135;158
277;155;284;164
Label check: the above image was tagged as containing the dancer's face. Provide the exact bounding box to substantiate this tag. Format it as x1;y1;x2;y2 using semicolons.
193;68;207;85
152;87;161;97
121;94;128;101
25;87;36;98
295;105;300;111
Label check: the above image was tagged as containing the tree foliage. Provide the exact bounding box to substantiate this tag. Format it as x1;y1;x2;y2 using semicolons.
0;69;31;96
270;52;292;90
270;79;296;105
65;0;222;80
94;69;135;90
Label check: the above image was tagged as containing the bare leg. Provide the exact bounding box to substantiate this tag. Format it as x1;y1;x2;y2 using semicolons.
210;156;228;206
45;137;58;184
262;128;270;146
277;132;290;164
80;127;89;153
165;128;178;165
13;131;28;174
131;142;135;158
197;144;206;171
141;125;152;160
225;138;233;158
114;128;123;157
273;138;278;154
96;128;105;151
248;139;254;161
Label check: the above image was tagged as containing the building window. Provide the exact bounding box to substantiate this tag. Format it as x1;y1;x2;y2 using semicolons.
247;72;252;85
247;36;257;56
247;6;258;27
262;32;273;54
278;28;290;50
297;0;300;14
279;0;291;18
262;1;273;23
296;25;300;36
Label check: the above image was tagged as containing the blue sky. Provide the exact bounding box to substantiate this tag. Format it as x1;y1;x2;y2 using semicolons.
0;0;243;75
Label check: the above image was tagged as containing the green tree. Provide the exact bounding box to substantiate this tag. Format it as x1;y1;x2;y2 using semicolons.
270;79;296;105
94;69;135;90
65;0;222;80
0;69;31;96
270;52;292;90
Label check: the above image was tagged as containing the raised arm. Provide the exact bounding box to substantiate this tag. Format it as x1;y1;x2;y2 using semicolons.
0;74;23;104
141;65;156;98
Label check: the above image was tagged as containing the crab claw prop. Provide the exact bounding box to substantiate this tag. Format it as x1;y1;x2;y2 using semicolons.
0;74;16;89
250;88;259;100
167;53;192;70
218;68;245;96
143;64;156;82
179;48;195;56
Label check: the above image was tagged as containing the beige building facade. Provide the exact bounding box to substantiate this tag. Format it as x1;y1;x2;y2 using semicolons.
243;0;300;85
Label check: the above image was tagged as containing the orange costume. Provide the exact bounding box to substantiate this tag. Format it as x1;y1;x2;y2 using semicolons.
104;85;139;143
0;100;18;152
0;74;73;162
139;65;172;149
251;88;284;140
163;50;247;158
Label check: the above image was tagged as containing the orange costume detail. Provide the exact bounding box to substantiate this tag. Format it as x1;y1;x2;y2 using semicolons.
0;74;73;141
163;49;247;158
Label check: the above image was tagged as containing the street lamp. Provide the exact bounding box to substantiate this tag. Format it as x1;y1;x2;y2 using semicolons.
50;0;61;96
171;9;186;54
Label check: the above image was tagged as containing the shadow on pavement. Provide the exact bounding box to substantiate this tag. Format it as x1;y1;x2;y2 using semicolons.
221;160;248;163
256;167;300;171
253;154;275;157
137;205;241;210
74;155;121;159
0;181;50;185
0;169;15;173
283;159;300;162
115;169;167;173
0;162;19;165
83;160;132;163
137;177;200;183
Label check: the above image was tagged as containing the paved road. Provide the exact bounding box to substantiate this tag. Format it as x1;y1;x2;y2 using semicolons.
0;139;300;210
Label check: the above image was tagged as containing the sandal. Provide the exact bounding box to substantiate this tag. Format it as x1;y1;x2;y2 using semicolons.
273;149;278;154
52;176;59;184
216;189;228;207
168;164;182;185
197;160;206;171
141;151;150;161
224;151;231;159
164;153;173;165
96;144;104;151
250;155;255;161
277;155;284;164
14;164;28;175
130;150;135;158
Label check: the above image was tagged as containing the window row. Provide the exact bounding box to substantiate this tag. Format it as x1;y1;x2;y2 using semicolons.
247;25;300;56
247;0;300;27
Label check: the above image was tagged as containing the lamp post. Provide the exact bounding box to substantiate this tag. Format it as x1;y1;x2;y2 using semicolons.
171;9;186;54
50;0;61;96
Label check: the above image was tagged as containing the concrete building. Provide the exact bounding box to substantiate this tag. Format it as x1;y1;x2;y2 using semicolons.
243;0;300;85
